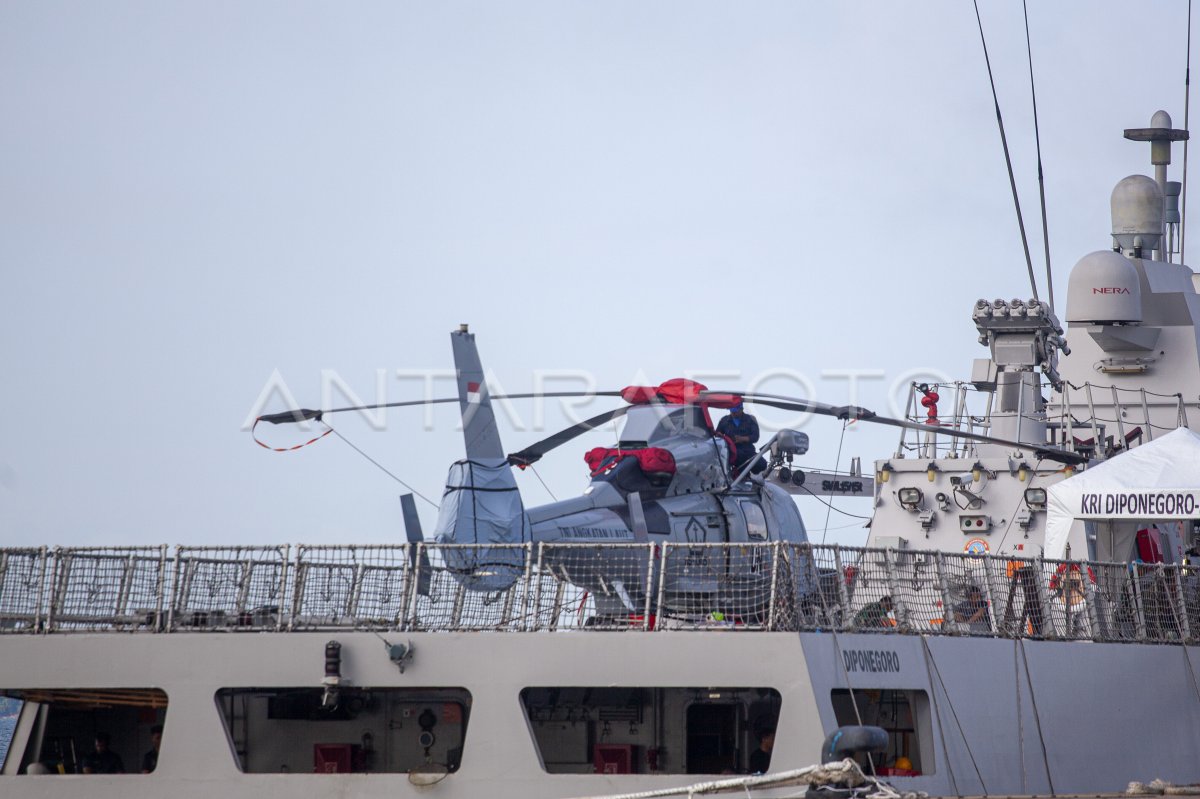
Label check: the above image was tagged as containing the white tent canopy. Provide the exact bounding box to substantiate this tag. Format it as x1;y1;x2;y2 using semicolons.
1044;427;1200;560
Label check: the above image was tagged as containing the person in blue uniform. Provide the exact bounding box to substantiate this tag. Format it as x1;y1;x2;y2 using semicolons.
717;402;763;475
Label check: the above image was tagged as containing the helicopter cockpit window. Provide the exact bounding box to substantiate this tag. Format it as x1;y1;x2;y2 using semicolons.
741;501;768;541
619;406;707;447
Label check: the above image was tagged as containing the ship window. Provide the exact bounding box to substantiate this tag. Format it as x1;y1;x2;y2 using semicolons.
831;689;933;776
520;686;781;775
0;688;168;776
215;687;471;775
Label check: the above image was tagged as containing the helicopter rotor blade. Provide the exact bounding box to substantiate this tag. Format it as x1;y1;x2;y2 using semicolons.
719;391;1086;466
256;391;623;425
507;406;633;468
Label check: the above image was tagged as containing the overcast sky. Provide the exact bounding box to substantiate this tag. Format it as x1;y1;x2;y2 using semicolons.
1;1;1194;548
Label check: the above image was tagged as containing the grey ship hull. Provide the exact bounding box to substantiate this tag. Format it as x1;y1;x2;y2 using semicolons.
3;629;1197;797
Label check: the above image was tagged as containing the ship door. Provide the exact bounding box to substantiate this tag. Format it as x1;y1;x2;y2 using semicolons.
685;703;738;774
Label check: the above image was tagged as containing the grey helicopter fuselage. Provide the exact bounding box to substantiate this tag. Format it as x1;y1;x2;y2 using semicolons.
524;403;808;617
430;328;808;619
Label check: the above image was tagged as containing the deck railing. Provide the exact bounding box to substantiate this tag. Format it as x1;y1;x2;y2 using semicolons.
1;542;1197;643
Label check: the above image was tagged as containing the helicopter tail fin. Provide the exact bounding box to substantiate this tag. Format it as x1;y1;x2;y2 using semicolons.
450;324;506;461
432;326;526;591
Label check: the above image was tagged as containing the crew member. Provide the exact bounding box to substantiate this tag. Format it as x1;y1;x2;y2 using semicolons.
82;732;124;774
141;725;163;773
953;585;989;632
717;402;762;475
748;728;775;773
853;595;894;628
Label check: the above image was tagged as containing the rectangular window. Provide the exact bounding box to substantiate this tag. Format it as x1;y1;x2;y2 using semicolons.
0;688;167;776
521;686;781;775
215;687;470;775
830;689;933;775
0;697;22;771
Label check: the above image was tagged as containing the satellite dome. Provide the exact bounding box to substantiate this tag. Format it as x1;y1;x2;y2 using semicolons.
1111;175;1163;254
1065;250;1142;324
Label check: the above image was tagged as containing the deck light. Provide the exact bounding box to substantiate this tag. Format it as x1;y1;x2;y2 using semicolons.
1024;487;1048;511
897;487;924;511
877;462;893;484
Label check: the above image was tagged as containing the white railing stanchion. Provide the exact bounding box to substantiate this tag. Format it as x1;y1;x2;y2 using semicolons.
766;542;782;631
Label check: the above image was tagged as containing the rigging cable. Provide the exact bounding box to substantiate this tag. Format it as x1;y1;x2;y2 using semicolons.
820;421;852;543
326;425;440;509
1017;639;1057;796
827;629;878;778
1013;640;1027;795
1023;0;1054;310
528;464;558;502
1183;0;1194;266
801;487;872;522
921;636;987;795
972;0;1041;302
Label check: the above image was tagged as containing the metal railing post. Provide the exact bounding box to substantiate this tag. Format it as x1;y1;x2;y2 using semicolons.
277;545;291;632
1129;565;1149;641
655;543;671;629
934;553;958;634
766;542;782;631
549;581;567;632
1172;564;1192;643
978;554;1000;635
1083;567;1103;642
288;545;305;632
832;546;852;631
154;545;168;632
166;546;182;632
642;544;656;632
34;546;48;634
1032;558;1054;639
1110;386;1127;447
115;552;135;627
531;543;547;631
1084;383;1103;456
403;543;424;632
1060;383;1071;451
520;542;535;631
883;548;907;629
347;558;366;623
47;548;68;634
1141;388;1154;441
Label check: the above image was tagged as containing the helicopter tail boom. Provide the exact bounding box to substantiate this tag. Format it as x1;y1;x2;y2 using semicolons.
433;326;528;591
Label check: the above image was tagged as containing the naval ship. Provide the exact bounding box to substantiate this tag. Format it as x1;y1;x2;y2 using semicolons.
5;111;1200;797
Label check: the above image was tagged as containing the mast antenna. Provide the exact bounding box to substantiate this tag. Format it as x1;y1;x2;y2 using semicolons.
1023;0;1054;311
972;0;1040;302
1183;0;1193;266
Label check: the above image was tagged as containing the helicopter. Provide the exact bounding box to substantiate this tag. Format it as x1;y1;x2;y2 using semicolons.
257;324;1086;622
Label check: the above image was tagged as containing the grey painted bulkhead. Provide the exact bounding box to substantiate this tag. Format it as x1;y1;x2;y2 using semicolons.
0;630;825;799
800;632;1200;796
